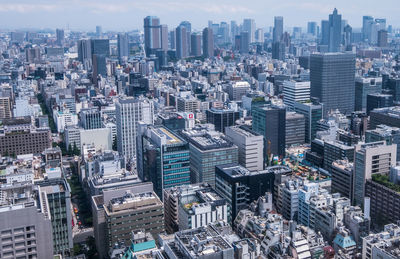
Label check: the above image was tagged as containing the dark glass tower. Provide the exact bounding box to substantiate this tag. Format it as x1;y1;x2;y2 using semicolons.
310;52;356;115
144;16;161;56
202;27;214;58
328;8;342;52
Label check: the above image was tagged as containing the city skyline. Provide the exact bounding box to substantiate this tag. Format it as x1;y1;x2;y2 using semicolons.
0;0;398;31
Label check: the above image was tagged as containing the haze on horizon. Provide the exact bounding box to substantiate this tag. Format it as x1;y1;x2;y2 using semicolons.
0;0;398;31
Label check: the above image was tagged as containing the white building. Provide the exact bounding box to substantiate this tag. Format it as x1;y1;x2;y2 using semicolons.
115;97;154;161
53;109;78;133
283;80;310;110
227;81;250;101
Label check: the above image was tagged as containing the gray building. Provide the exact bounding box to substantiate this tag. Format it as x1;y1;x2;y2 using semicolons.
366;124;400;161
328;8;342;52
80;107;102;130
369;106;400;129
331;160;353;200
225;126;264;172
323;140;355;172
273;16;283;43
117;33;129;60
0;182;54;259
286;112;306;147
366;93;393;115
310;52;356;115
294;100;323;143
202;27;214;58
354;76;382;112
181;125;238;187
144;16;161;56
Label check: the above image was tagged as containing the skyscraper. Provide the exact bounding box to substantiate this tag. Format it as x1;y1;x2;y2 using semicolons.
240;31;250;54
243;18;256;43
321;20;330;46
56;28;64;46
202;27;214;58
252;104;286;158
160;24;169;51
362;16;374;42
175;25;188;59
96;25;102;37
307;21;317;36
273;16;284;43
115;97;154;162
144;16;161;56
190;33;201;57
91;39;110;56
328;8;342;52
117;33;129;60
310;52;356;115
77;39;91;63
179;21;192;54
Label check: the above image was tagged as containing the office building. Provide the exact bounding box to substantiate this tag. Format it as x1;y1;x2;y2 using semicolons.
163;183;227;232
239;31;250;54
0;182;54;259
252;104;286;157
363;16;374;42
25;47;41;63
294;100;323;143
366;124;400;161
177;95;200;113
36;177;73;256
321;20;330;46
307;21;317;36
117;33;129;60
80;107;102;130
181;126;238;187
331;160;353;199
243;18;256;43
273;16;283;43
92;183;164;258
190;33;201;57
176;25;188;59
202;27;214;58
215;164;276;223
0;96;12;118
366;93;393;115
353;141;396;206
310;52;356;115
115;97;154;162
136;125;190;198
91;39;110;56
144;16;161;56
206;108;240;133
286;112;306;146
362;223;400;259
225;126;264;172
227;81;250;101
160;24;168;51
96;25;102;37
328;8;342;52
283;80;311;110
0;117;51;156
56;28;64;46
369;106;400;129
354;76;382;112
77;39;91;63
377;30;388;47
323;140;355;172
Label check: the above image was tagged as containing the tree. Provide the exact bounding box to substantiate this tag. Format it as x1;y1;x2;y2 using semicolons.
73;142;80;156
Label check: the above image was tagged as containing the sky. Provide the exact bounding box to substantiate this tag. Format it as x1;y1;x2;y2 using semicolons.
0;0;398;31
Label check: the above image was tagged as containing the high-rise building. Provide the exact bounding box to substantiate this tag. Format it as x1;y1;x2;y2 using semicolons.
366;125;400;161
160;24;169;51
310;52;356;115
202;27;214;58
323;140;355;172
286;112;306;146
56;28;64;46
115;97;154;162
227;81;250;101
366;93;393;115
377;30;388;47
328;8;342;52
362;16;374;42
190;33;201;57
175;25;188;59
272;41;286;60
273;16;284;43
307;21;317;36
144;16;161;56
355;76;382;112
370;107;400;129
96;25;102;37
77;39;91;63
225;126;264;172
80;107;102;130
181;125;238;187
252;104;286;157
0;96;12;118
331;160;354;199
136;125;190;198
206;108;240;133
294;100;323;143
283;80;311;110
91;39;110;56
243;18;256;43
353;141;396;206
117;33;129;60
239;31;250;54
215;164;277;223
321;20;330;46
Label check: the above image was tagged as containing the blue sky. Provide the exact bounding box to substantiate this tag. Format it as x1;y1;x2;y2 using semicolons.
0;0;397;31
